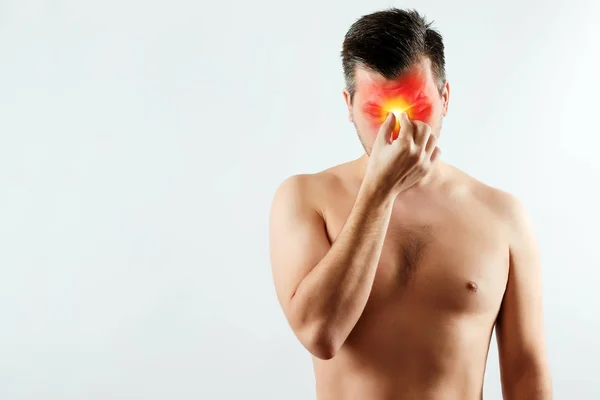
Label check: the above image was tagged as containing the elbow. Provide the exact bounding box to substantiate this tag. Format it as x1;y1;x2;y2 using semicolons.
306;333;338;360
503;361;552;400
286;297;343;360
298;321;341;360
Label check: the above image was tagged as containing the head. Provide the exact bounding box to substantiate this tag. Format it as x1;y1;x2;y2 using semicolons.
341;8;450;155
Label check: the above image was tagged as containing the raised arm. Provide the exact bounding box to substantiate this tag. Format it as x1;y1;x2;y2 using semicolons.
269;174;395;359
496;196;552;399
269;112;440;360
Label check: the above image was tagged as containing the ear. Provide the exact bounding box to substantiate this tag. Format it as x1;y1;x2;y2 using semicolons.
342;88;354;123
441;81;450;116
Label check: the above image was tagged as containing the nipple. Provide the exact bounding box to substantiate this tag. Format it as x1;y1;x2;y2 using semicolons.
466;280;478;292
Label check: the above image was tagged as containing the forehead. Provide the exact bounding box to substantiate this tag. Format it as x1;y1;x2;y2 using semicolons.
354;57;438;103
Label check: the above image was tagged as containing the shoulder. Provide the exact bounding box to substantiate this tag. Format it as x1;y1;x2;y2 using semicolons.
270;163;348;218
453;169;535;250
448;164;527;225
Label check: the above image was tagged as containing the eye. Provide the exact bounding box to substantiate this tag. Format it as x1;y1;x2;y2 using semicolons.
410;102;430;112
409;104;433;121
363;103;382;117
414;93;426;102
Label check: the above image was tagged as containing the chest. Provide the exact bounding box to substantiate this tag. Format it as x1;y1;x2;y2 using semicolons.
325;194;510;317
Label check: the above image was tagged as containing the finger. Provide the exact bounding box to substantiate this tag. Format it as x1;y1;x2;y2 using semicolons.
430;147;442;163
377;112;396;144
425;132;437;154
412;121;431;149
395;112;414;142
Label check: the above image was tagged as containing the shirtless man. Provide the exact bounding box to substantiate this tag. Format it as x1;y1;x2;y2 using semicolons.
269;8;552;400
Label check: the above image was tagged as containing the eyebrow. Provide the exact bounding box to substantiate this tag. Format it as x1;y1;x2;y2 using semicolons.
362;93;428;108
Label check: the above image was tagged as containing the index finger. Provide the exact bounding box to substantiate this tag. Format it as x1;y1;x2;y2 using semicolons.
393;111;414;142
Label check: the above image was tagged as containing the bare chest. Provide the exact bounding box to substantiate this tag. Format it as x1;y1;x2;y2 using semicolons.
324;192;510;317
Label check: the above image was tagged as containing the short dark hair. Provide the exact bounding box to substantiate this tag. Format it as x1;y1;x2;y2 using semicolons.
341;8;446;101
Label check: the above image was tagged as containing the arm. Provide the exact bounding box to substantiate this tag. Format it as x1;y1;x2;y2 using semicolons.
496;196;552;399
269;174;395;360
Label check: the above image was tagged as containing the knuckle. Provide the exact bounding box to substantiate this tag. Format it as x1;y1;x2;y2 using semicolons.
410;130;421;142
422;131;431;144
415;121;431;134
408;148;421;162
413;163;426;175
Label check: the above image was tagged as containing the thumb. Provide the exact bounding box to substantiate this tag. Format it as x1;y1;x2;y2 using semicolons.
397;111;411;137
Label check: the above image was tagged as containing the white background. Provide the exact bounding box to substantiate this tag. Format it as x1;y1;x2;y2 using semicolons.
1;0;599;399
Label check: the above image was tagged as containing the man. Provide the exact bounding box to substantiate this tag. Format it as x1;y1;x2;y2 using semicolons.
269;8;552;400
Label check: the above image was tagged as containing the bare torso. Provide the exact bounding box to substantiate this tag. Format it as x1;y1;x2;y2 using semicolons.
309;159;511;400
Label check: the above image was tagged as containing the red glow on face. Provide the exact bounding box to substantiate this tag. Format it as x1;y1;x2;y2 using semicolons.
359;69;434;139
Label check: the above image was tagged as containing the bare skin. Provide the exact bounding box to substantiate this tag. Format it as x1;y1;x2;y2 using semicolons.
269;59;551;399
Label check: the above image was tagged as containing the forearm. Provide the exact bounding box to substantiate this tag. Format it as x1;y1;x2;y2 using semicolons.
290;181;395;357
503;365;552;400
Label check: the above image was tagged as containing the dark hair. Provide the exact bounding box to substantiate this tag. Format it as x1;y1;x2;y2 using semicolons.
341;8;446;102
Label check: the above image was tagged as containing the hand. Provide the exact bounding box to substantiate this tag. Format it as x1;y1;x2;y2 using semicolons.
364;112;441;198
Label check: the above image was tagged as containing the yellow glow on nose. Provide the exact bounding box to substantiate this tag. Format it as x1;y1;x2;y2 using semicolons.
375;97;413;140
391;108;404;118
380;98;410;119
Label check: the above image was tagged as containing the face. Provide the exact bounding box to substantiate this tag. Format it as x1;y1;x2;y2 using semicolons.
344;57;450;155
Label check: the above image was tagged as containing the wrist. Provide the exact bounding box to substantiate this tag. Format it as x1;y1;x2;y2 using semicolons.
358;176;397;207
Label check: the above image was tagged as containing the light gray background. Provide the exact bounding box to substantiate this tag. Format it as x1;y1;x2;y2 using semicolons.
1;0;598;399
